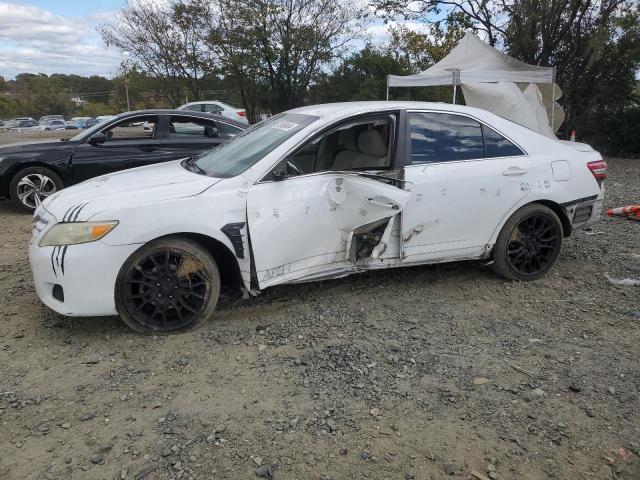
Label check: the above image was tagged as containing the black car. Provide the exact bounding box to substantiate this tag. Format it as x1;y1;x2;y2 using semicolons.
0;110;246;212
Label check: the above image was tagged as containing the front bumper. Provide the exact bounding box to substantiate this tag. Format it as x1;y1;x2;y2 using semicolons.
29;240;141;317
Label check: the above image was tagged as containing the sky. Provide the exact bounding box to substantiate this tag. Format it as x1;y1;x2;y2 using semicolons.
0;0;127;79
0;0;429;80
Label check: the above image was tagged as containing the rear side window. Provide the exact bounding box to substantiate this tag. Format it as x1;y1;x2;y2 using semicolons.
216;122;243;136
169;116;222;138
409;112;523;163
204;104;223;114
482;125;524;157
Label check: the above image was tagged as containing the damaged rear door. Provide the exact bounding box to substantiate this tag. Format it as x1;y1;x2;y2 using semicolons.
247;173;410;289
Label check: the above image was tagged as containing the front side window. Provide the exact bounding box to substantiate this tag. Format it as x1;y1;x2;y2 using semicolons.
194;113;317;178
409;112;484;163
204;103;223;114
284;116;394;176
101;115;158;141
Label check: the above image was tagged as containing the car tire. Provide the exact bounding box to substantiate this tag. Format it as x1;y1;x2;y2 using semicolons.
10;166;64;213
492;203;563;281
115;237;220;334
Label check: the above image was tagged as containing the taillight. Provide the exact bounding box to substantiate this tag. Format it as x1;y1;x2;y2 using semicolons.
237;111;246;117
587;160;607;187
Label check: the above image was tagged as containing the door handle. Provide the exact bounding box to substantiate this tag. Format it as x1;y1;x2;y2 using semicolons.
502;167;528;176
139;146;159;152
366;198;400;210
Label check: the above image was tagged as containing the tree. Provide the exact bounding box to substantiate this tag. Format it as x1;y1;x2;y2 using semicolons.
373;0;640;153
312;45;410;102
201;0;368;116
98;0;213;106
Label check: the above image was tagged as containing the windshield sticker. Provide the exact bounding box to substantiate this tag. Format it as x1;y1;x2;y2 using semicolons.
272;121;298;132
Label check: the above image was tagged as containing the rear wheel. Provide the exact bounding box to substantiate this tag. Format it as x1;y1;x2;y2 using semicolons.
10;166;63;213
492;204;563;281
115;238;220;334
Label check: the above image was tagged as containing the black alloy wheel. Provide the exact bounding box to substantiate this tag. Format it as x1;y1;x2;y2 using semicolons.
492;204;563;281
116;238;220;334
506;213;561;277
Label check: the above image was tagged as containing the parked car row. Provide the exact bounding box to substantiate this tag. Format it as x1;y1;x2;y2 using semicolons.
2;100;248;134
0;109;246;212
0;116;111;132
13;101;607;335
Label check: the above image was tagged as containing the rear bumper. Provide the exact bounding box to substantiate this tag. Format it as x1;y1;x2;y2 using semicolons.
29;240;141;317
562;193;604;229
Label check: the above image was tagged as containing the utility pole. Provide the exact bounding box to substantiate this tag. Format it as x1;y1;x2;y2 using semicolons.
125;78;131;111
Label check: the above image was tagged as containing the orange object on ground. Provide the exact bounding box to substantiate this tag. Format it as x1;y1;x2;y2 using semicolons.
606;205;640;216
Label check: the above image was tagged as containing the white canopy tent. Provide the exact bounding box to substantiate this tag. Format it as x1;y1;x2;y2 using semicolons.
386;33;563;137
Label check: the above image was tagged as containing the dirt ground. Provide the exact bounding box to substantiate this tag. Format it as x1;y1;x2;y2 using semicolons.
0;134;638;479
0;129;77;144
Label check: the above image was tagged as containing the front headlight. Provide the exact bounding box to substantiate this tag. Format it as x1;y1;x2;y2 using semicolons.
39;221;119;247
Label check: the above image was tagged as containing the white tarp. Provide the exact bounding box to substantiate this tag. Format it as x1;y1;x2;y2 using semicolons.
387;32;554;86
387;33;563;136
461;82;559;137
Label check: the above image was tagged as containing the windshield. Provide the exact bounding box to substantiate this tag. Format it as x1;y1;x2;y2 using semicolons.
193;113;318;177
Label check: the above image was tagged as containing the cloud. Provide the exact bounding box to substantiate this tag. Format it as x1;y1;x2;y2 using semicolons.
364;20;434;44
0;2;122;78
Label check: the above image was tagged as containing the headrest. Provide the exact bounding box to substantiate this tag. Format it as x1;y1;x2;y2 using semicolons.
337;128;358;152
358;129;387;157
204;125;218;137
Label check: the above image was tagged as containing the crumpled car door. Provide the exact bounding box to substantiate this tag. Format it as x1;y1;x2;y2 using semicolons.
247;173;410;289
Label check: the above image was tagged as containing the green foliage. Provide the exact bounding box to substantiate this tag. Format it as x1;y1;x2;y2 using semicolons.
580;106;640;157
371;0;640;155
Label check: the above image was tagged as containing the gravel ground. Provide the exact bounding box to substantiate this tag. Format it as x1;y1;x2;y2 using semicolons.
0;154;638;480
0;130;76;144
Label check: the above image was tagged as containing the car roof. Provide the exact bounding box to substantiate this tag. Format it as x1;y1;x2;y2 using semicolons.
183;100;222;105
116;109;247;128
287;101;501;120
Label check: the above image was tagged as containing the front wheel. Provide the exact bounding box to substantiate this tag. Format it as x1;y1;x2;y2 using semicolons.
10;166;63;213
492;204;563;281
115;238;220;334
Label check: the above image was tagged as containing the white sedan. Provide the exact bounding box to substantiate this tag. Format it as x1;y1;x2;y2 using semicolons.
177;100;249;124
29;102;606;333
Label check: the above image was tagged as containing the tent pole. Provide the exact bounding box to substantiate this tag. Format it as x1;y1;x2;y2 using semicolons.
551;66;556;134
386;76;389;101
452;84;457;104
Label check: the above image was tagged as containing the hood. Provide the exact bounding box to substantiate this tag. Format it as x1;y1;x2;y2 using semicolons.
0;139;77;155
42;160;220;221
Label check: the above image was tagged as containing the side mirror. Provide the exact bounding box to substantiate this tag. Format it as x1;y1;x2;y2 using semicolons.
271;163;287;181
89;132;106;145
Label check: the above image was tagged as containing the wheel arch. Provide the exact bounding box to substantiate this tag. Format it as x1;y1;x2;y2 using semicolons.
531;200;572;237
489;198;572;250
144;232;244;291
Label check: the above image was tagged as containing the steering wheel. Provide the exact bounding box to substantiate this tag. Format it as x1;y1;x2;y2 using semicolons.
287;161;304;176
